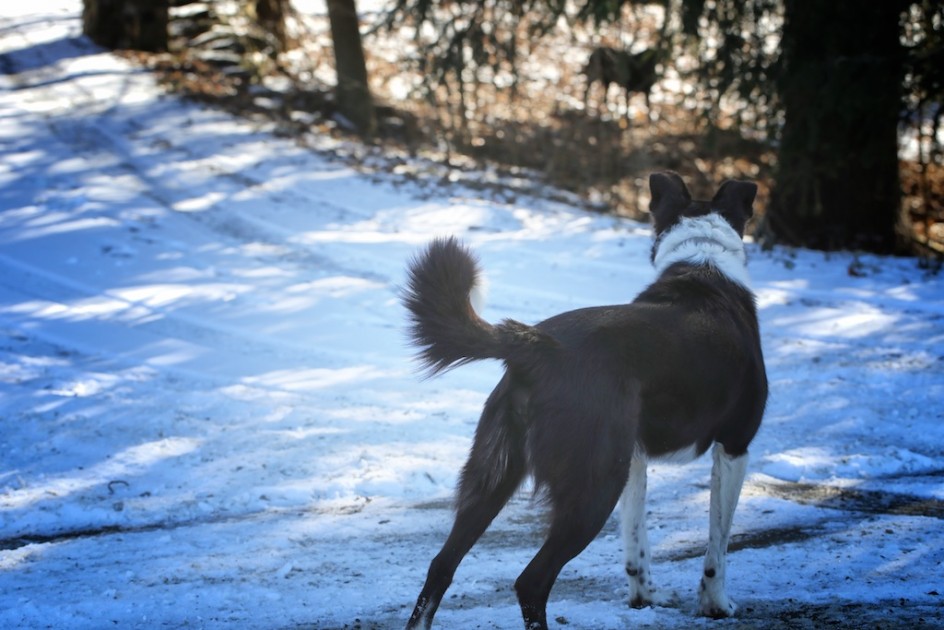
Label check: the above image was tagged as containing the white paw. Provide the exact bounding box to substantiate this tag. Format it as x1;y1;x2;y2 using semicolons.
699;579;737;618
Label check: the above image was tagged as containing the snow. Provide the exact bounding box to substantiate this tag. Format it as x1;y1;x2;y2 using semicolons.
2;3;943;629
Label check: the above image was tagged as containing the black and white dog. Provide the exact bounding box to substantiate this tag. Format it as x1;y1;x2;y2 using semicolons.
402;172;767;630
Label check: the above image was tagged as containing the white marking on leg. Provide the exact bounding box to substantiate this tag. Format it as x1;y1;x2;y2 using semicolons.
699;443;748;618
660;443;698;464
620;447;653;608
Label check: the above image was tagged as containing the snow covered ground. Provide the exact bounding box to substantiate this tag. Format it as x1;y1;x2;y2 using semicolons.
2;3;943;628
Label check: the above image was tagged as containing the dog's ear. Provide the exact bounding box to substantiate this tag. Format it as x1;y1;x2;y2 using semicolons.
649;171;691;232
712;180;757;236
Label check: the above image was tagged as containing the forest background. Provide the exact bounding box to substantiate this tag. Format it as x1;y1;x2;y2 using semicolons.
81;0;944;260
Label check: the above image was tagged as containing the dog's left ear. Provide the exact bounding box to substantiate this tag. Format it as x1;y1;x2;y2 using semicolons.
712;180;757;236
649;171;692;234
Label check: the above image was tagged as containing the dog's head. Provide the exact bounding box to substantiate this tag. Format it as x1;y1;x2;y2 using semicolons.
649;171;757;240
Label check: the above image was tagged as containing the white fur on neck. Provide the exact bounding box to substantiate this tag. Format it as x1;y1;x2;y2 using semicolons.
652;213;751;288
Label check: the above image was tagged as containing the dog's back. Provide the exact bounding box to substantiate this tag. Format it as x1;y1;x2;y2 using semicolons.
529;262;765;460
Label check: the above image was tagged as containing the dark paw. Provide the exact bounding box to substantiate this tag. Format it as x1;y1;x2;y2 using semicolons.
703;606;734;620
630;595;653;609
699;598;737;619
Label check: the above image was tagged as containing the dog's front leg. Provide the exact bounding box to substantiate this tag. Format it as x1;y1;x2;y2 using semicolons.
699;442;748;618
620;447;653;608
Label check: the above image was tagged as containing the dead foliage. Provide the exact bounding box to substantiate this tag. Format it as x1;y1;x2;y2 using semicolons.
119;3;941;259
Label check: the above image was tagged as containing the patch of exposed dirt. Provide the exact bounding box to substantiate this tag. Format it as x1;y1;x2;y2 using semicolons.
753;477;944;519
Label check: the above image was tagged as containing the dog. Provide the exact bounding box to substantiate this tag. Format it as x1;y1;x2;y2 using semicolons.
583;46;661;120
402;171;767;630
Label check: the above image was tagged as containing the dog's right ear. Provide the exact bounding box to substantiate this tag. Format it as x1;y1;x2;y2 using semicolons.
649;171;691;233
712;179;758;236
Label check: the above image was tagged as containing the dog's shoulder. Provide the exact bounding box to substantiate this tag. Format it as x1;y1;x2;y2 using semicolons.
639;263;757;312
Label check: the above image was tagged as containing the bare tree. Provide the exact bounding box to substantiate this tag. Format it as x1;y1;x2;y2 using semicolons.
326;0;376;135
250;0;291;54
82;0;168;52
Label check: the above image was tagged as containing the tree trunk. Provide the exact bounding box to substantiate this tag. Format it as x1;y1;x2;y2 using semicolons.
765;0;907;253
82;0;168;52
326;0;376;136
253;0;291;54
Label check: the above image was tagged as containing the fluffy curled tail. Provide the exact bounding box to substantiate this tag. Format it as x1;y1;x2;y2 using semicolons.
403;237;554;376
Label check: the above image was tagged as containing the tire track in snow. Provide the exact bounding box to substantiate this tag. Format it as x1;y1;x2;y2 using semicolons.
43;116;388;282
0;251;387;390
0;506;298;552
0;31;388;287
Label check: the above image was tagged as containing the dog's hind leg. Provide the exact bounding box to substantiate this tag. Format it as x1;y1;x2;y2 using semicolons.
514;461;631;630
406;385;526;630
406;484;518;630
698;442;748;618
620;447;653;608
